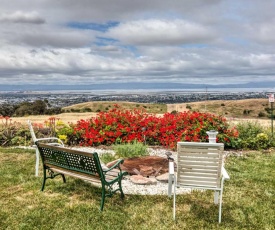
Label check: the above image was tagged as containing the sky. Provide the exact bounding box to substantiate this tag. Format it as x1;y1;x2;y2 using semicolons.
0;0;275;90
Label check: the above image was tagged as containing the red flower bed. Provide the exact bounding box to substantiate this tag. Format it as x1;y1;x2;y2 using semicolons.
74;106;238;149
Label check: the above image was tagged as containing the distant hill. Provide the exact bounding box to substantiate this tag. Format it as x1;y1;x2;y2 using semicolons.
63;101;167;114
169;99;271;118
11;98;272;125
64;99;272;119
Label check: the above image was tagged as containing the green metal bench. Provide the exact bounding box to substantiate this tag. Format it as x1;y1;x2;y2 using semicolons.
36;142;128;211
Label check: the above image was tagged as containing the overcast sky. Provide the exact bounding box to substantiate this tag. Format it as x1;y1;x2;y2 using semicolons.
0;0;275;88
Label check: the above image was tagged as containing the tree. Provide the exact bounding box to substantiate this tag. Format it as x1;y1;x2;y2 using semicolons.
32;100;47;115
0;103;16;116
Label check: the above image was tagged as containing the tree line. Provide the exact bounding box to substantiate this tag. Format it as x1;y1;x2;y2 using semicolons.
0;100;62;117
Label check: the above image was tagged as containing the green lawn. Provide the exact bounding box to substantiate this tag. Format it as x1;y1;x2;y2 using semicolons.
0;148;274;230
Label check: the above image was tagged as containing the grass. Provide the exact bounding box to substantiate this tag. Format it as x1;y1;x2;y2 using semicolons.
185;98;270;118
0;147;274;229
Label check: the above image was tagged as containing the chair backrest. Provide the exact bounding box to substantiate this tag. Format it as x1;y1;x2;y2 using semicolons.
177;142;224;189
27;120;37;142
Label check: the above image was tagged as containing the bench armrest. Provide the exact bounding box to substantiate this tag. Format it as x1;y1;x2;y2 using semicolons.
222;167;230;180
103;159;125;173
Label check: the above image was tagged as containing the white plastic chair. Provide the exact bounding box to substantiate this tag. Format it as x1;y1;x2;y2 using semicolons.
27;120;64;176
168;142;230;223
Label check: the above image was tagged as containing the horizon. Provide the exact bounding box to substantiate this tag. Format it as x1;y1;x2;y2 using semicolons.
0;82;275;94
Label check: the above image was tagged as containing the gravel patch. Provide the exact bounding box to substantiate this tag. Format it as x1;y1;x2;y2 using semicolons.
72;146;190;195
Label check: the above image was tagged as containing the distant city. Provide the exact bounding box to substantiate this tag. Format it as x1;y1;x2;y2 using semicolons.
0;90;271;108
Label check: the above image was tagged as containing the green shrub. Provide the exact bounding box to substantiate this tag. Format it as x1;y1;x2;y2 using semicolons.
100;152;117;164
170;110;178;114
55;122;81;146
0;117;30;147
186;104;192;109
258;111;266;117
235;121;273;150
113;140;149;158
237;121;264;140
243;109;252;115
83;107;92;112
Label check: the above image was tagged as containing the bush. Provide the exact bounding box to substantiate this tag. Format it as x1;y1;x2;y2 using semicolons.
243;109;252;115
235;121;274;150
237;121;264;140
99;152;116;164
74;105;238;149
113;140;149;158
186;104;192;109
258;111;266;117
0;116;30;146
83;107;92;112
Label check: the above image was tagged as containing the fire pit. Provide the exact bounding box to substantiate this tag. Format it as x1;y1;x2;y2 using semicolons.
106;155;169;177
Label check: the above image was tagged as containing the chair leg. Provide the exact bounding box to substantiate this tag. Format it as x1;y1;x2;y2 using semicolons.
173;181;176;220
214;191;219;204
168;174;173;197
218;189;224;223
35;148;39;177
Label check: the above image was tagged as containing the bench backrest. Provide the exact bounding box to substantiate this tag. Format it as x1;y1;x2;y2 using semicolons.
177;142;224;189
36;142;102;177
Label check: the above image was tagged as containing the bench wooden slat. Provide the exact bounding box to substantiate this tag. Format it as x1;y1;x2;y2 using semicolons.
50;166;102;183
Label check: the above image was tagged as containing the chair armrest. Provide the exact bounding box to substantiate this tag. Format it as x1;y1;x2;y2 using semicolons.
169;161;174;175
222;167;230;180
168;161;175;197
103;159;125;173
36;137;64;145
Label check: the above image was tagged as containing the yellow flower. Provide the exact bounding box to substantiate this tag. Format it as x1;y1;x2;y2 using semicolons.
58;134;67;142
256;133;268;141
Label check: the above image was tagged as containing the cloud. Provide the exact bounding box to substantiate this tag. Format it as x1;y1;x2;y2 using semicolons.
0;22;96;48
107;19;217;46
19;28;93;48
0;11;45;24
30;0;222;22
247;21;275;45
0;0;274;88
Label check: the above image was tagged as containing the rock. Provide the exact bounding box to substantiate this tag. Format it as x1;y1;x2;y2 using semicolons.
139;165;154;176
156;172;169;182
106;159;120;168
130;175;157;185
